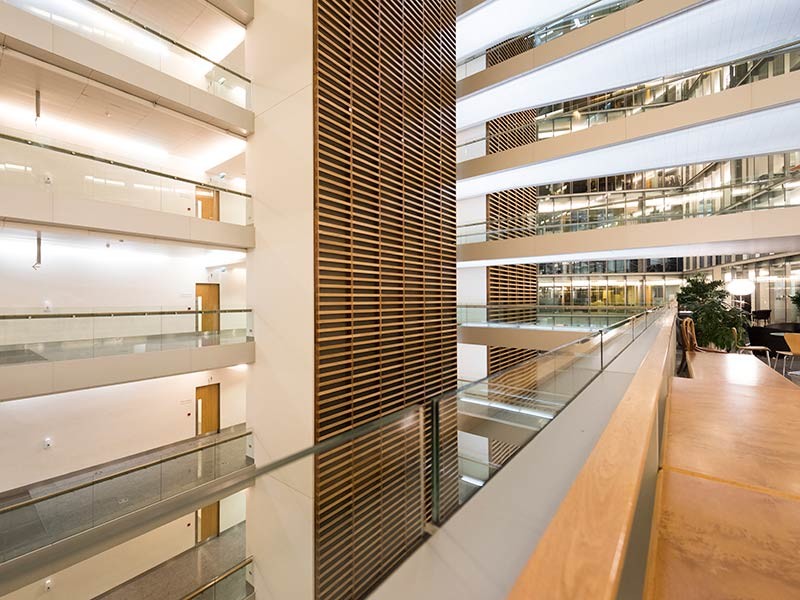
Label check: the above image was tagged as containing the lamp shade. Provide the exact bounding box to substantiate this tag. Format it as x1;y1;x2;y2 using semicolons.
726;279;756;296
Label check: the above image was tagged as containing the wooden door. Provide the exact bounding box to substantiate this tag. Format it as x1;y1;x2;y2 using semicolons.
196;383;220;436
196;501;220;543
196;186;220;221
195;283;220;332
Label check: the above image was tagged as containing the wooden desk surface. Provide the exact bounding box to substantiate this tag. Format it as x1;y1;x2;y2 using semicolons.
646;469;800;600
687;351;797;390
666;377;800;496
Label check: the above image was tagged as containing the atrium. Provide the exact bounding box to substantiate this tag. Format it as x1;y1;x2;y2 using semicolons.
0;0;798;599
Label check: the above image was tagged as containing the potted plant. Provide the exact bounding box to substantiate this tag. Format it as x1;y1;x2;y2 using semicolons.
791;291;800;319
677;275;749;351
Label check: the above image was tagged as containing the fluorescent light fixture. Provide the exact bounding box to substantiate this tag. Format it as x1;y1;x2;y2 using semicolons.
457;0;800;128
726;279;756;296
457;102;800;199
459;394;555;420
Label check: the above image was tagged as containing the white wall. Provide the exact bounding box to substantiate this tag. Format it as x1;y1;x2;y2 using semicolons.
220;489;248;532
0;233;246;343
457;267;487;305
245;1;315;598
2;514;195;600
458;343;488;382
0;366;247;491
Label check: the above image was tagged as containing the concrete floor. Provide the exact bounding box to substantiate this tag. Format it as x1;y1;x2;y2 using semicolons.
95;521;251;600
0;329;252;366
0;431;252;563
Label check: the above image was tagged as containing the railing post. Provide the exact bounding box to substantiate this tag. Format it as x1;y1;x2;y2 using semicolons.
600;330;604;370
430;397;440;526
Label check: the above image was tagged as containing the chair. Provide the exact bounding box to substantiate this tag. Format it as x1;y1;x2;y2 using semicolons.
751;309;771;326
681;317;726;354
733;327;773;367
776;332;800;376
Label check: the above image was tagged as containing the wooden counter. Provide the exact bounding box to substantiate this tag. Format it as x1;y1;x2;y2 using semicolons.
646;353;800;599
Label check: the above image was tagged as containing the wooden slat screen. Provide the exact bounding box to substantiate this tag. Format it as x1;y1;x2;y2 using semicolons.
314;0;457;597
486;34;535;67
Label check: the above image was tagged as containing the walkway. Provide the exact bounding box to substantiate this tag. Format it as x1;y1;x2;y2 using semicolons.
95;522;250;600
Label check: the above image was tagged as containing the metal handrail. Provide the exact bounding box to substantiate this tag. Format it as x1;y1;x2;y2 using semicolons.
83;0;251;83
0;132;252;198
0;308;253;320
180;556;254;600
0;429;253;515
458;41;800;150
457;173;800;234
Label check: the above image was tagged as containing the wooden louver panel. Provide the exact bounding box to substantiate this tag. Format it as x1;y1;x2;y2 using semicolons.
314;0;457;598
486;34;535;67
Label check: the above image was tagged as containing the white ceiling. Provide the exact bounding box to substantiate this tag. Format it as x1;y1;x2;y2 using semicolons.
457;0;593;61
0;51;245;177
457;101;800;198
457;0;800;128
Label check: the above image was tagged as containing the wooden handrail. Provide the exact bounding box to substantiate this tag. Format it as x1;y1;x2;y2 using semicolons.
507;308;676;600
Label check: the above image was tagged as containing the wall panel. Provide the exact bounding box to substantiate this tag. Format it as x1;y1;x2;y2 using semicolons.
314;0;457;597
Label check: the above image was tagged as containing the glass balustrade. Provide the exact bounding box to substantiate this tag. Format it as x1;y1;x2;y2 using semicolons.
0;134;252;226
458;46;799;162
458;0;641;78
4;0;251;108
0;308;254;365
0;432;253;563
0;307;664;594
457;304;653;329
186;557;255;600
457;175;800;243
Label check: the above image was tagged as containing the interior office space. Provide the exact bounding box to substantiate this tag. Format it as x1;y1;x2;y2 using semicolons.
0;0;799;599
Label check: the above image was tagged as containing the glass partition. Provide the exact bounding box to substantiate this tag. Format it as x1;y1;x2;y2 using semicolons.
4;0;251;108
0;308;254;365
0;134;252;226
0;432;253;563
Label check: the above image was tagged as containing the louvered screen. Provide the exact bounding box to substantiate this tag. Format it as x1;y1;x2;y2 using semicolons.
314;0;457;598
489;439;520;466
486;34;535;66
485;108;538;324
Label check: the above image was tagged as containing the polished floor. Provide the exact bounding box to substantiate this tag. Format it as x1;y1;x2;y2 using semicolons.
95;521;251;600
0;429;253;563
0;330;252;366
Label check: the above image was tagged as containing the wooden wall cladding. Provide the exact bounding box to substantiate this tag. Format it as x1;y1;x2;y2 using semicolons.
314;0;457;597
486;34;535;67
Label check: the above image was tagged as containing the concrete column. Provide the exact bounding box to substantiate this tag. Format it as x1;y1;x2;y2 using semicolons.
245;2;314;598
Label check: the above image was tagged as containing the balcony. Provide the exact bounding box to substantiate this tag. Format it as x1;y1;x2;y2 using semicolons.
0;133;254;249
0;308;254;401
0;0;254;134
0;427;253;565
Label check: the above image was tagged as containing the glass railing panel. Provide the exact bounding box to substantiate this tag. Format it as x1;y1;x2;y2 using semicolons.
458;49;797;163
192;559;254;600
0;135;252;226
4;0;251;108
458;174;800;243
0;308;254;365
457;0;641;77
0;432;253;563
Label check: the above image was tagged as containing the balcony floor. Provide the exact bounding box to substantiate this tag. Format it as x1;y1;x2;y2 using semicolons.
95;521;250;600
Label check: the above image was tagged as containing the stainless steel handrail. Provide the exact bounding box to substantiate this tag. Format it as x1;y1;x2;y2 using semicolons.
83;0;251;83
180;556;254;600
0;429;253;514
0;132;251;199
0;308;253;320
